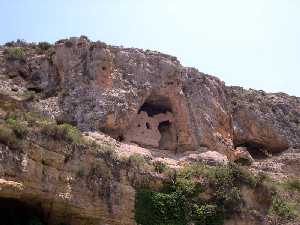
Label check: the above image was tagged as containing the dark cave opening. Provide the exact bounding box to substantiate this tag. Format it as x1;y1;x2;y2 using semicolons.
138;95;172;117
124;94;177;150
117;135;124;142
0;198;45;225
146;122;151;129
237;142;269;159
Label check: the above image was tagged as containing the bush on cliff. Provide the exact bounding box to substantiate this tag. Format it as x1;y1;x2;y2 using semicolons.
41;123;82;144
135;162;262;225
5;47;26;61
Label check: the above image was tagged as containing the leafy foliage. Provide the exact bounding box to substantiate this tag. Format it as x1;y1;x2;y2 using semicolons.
135;162;261;225
153;160;168;173
38;42;51;51
0;124;21;149
269;194;295;220
41;123;82;144
282;178;300;192
135;189;187;225
128;153;148;170
5;47;26;61
191;204;224;225
6;117;28;138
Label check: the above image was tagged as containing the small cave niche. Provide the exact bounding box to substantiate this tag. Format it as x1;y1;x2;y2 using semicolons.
124;95;177;151
117;135;124;142
236;142;268;159
138;96;172;117
0;198;45;225
146;122;151;129
158;120;176;150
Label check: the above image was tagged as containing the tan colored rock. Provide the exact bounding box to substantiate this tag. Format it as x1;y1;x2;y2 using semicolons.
230;147;254;165
0;141;137;225
27;37;233;154
228;87;299;153
198;150;229;165
1;37;300;225
124;111;176;150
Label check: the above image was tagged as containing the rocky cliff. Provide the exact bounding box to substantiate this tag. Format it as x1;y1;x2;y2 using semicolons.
0;37;299;225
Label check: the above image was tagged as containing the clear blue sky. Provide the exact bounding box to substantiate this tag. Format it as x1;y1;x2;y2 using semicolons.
1;0;299;96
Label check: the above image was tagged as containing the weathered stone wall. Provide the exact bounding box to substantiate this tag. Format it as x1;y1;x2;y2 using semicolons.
124;111;176;150
2;37;299;155
51;37;234;153
227;86;300;154
0;140;138;225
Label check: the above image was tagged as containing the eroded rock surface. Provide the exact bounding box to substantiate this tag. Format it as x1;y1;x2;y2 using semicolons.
4;37;299;158
228;87;300;156
0;37;300;225
1;37;235;154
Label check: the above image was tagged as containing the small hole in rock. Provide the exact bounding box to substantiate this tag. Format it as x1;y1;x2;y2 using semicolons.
117;135;124;142
102;66;107;71
146;122;151;129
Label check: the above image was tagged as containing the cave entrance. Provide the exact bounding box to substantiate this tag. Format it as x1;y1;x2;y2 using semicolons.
236;142;268;159
0;198;45;225
125;95;177;150
138;96;172;117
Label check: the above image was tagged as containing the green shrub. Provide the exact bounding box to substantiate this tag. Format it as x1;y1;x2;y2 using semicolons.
269;194;295;220
135;163;258;225
6;117;28;138
200;163;257;214
59;123;82;144
135;162;225;225
178;162;207;178
24;111;53;126
5;47;26;61
282;179;300;192
47;48;55;64
135;189;187;225
163;162;258;217
41;123;82;144
0;124;21;149
98;142;115;153
128;154;147;170
153;160;168;173
38;42;51;51
191;203;223;225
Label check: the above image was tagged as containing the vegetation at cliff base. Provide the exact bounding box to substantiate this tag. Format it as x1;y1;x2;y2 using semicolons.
135;163;258;225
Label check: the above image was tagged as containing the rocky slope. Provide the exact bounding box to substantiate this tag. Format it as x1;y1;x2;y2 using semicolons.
0;37;299;225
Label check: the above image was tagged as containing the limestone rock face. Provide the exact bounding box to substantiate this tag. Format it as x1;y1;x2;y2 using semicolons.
1;37;299;157
124;111;176;150
0;141;137;225
228;87;300;155
1;37;300;225
11;37;234;154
